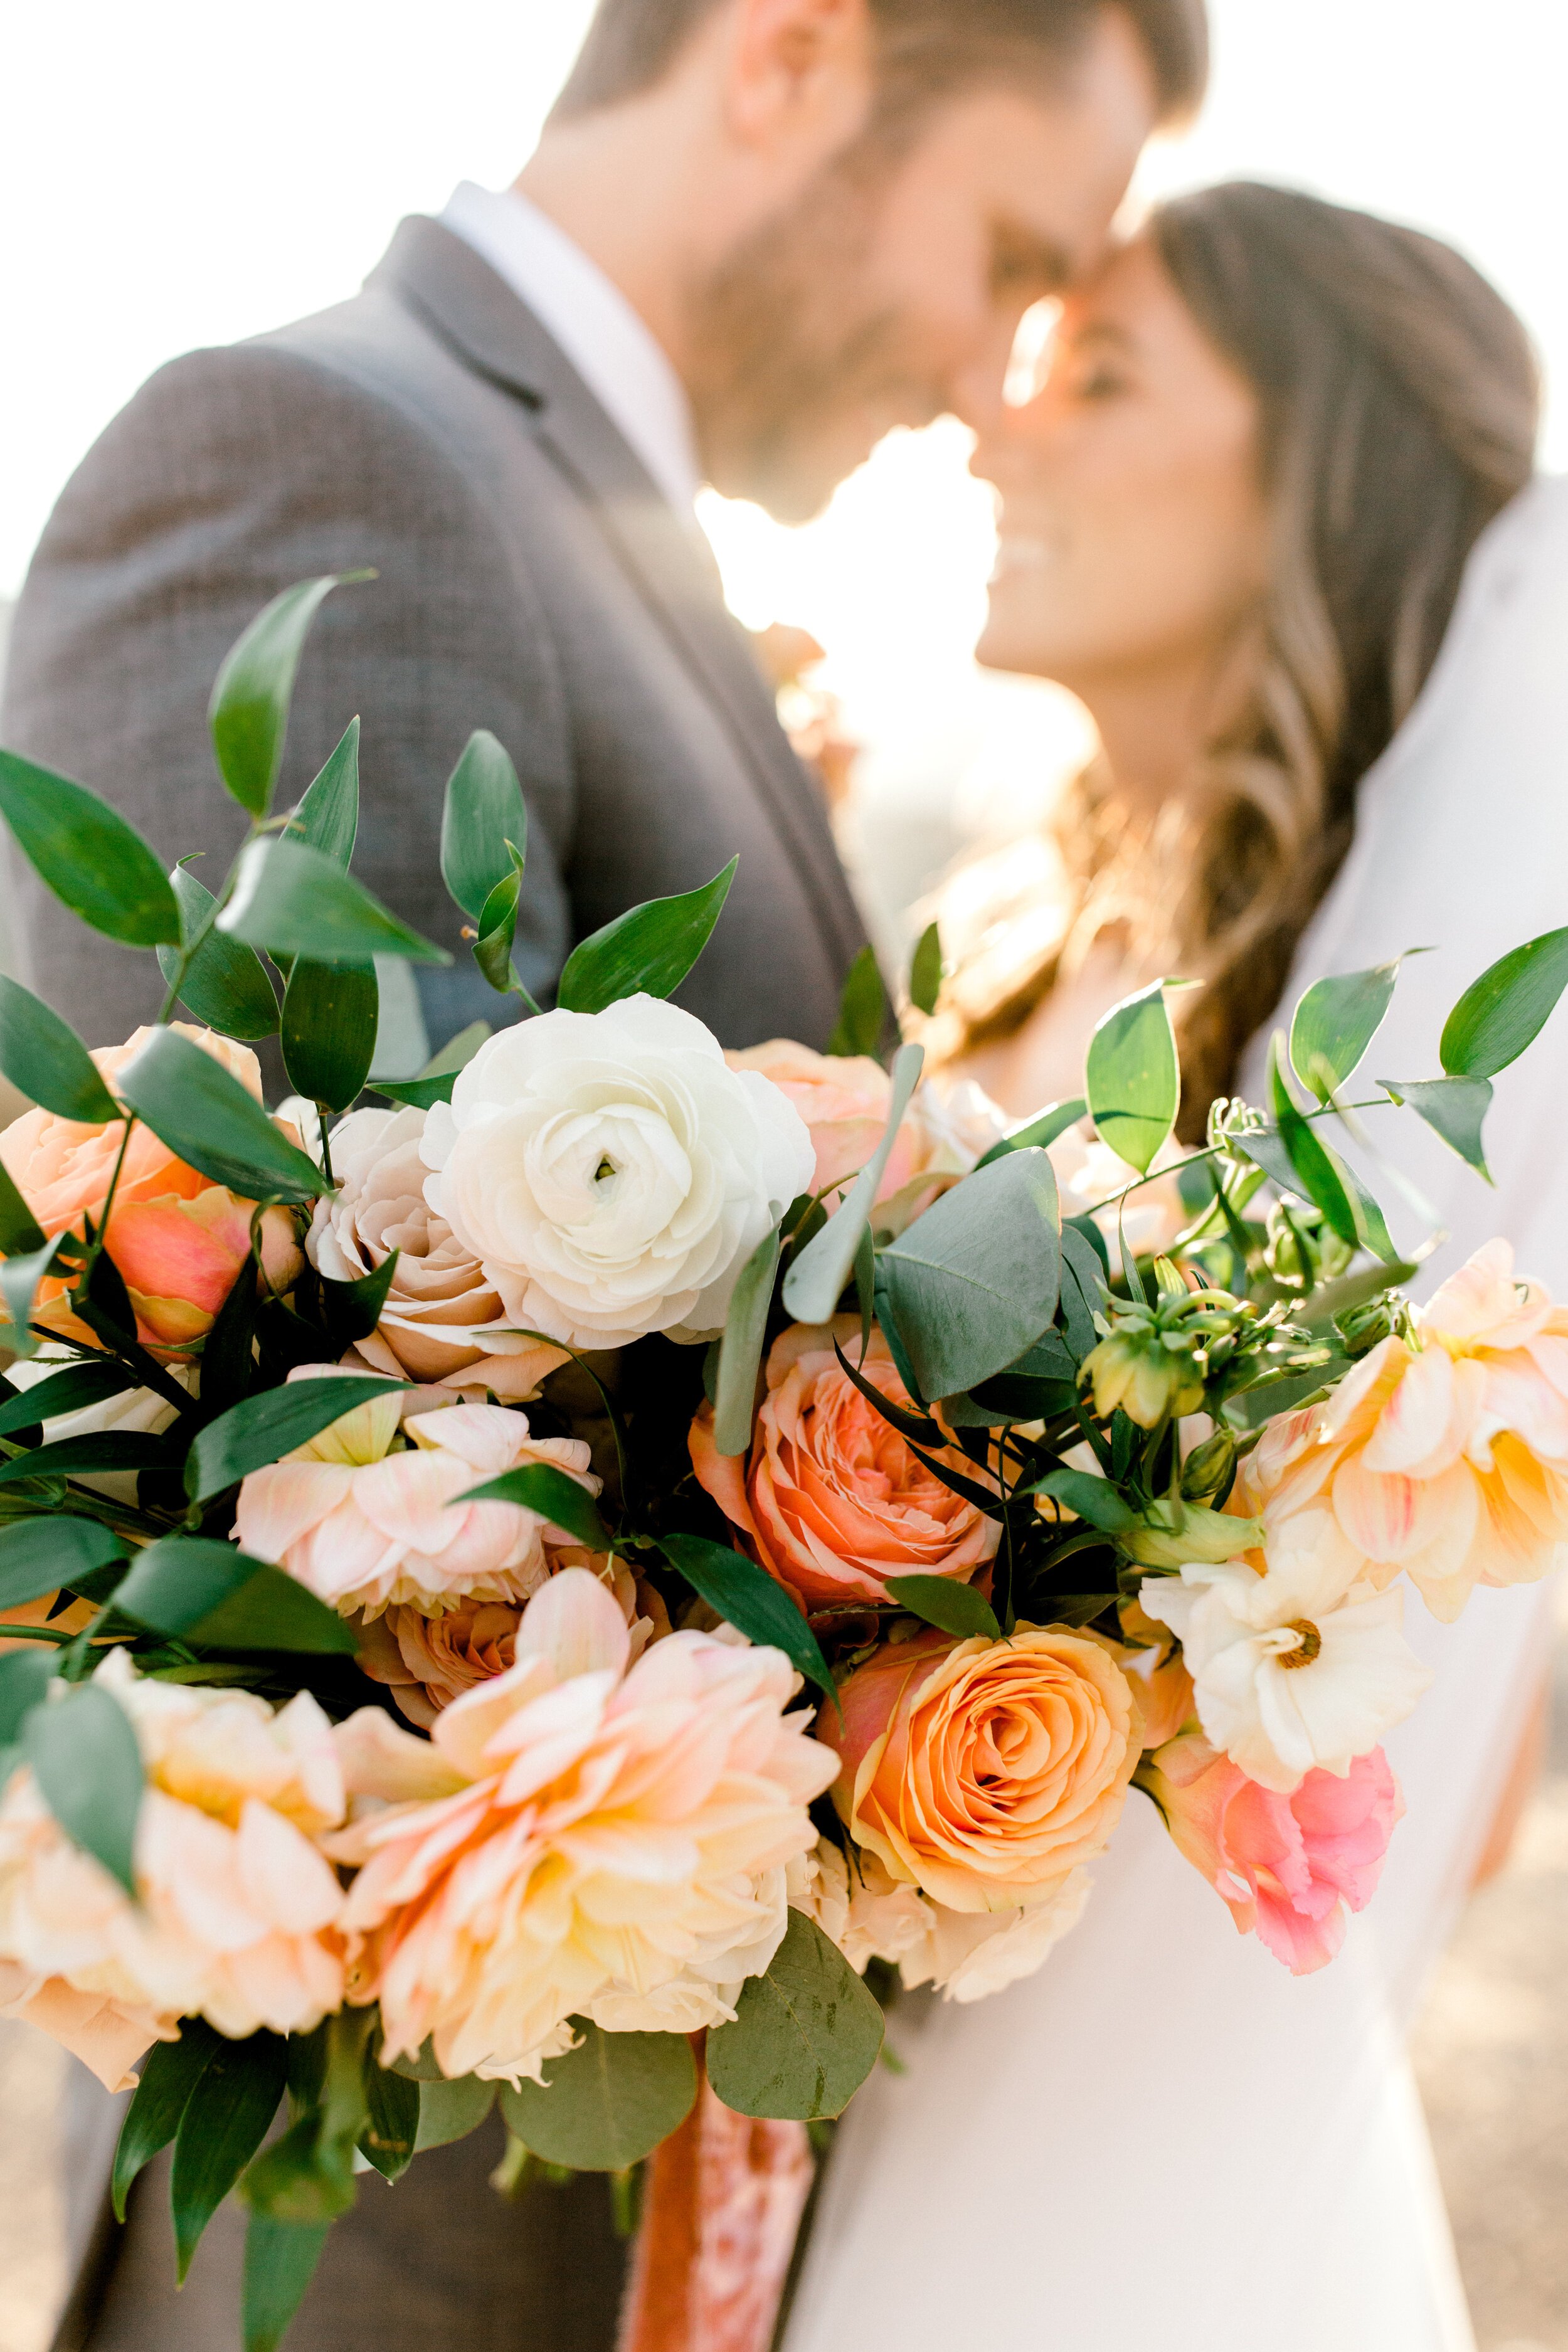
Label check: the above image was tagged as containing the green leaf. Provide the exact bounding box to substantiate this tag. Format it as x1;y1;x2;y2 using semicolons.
419;1021;492;1081
0;1646;57;1743
442;730;527;920
557;858;739;1015
319;1248;401;1351
208;575;363;819
453;1461;608;1550
242;2213;331;2352
712;1224;781;1458
0;977;120;1122
172;2033;289;2280
1027;1466;1135;1532
186;1566;359;1655
975;1098;1087;1170
221;837;450;967
706;1910;884;2121
1441;928;1568;1078
907;922;944;1019
413;2074;497;2151
358;2059;421;2183
116;1027;325;1205
1266;1037;1359;1248
0;1239;62;1358
370;1071;458;1112
0;1513;128;1611
0;1360;135;1437
1381;1074;1495;1181
281;960;378;1113
158;867;280;1041
1085;981;1181;1175
0;1158;45;1256
659;1531;837;1713
783;1042;923;1324
882;1575;1000;1640
878;1148;1061;1400
1289;958;1405;1103
0;748;181;948
0;1430;172;1490
499;2024;696;2171
285;719;360;869
825;944;887;1059
112;2021;225;2221
112;1537;351;1655
24;1680;143;1897
472;857;522;995
186;1375;411;1502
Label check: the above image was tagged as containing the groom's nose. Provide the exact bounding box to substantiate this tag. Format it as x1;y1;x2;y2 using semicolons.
945;308;1036;437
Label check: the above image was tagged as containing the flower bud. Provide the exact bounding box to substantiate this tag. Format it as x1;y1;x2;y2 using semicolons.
1179;1428;1236;1502
1081;1327;1205;1428
1122;1500;1262;1569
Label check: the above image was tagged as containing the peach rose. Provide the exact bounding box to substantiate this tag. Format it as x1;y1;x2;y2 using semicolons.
235;1370;603;1620
689;1320;999;1609
1145;1732;1401;1974
0;1651;348;2079
822;1623;1141;1912
307;1104;568;1399
330;1571;839;2083
0;1024;303;1350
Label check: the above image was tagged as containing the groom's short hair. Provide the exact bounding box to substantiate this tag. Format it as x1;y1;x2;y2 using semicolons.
552;0;1208;127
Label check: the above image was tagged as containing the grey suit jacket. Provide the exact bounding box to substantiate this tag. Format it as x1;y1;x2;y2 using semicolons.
0;216;867;1059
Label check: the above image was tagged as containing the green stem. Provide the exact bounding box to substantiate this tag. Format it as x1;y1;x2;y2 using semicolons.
315;1107;336;1190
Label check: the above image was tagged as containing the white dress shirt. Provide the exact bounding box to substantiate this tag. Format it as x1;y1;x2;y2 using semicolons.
440;180;703;516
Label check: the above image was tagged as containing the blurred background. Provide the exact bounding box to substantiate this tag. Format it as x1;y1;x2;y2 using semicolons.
3;5;1567;2346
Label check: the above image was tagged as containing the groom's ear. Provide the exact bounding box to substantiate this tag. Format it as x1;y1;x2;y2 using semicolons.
723;0;875;156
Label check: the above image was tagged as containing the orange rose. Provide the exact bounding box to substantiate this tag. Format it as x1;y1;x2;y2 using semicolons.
689;1320;999;1609
0;1025;303;1349
822;1623;1141;1912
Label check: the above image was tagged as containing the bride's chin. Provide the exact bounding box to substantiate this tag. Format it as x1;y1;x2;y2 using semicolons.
976;597;1060;680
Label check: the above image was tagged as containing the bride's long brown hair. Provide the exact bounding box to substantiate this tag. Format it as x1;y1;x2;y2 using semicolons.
945;182;1540;1136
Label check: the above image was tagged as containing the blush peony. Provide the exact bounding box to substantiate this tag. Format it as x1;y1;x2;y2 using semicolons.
0;1025;302;1350
307;1103;568;1398
822;1623;1140;1912
689;1320;999;1610
235;1370;603;1620
0;1651;348;2082
1145;1732;1402;1973
420;997;815;1350
329;1571;838;2084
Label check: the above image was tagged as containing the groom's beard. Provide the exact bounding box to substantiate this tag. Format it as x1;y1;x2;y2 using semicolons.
684;149;948;524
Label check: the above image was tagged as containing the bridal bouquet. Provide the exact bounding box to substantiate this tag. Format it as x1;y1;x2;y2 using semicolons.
1;575;1567;2352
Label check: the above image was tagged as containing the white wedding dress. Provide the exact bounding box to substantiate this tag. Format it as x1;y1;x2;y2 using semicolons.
783;475;1568;2352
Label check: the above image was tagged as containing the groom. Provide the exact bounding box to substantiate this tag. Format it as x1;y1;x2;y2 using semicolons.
11;1;1205;2346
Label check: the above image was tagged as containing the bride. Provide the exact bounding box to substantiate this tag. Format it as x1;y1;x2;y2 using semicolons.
785;181;1564;2352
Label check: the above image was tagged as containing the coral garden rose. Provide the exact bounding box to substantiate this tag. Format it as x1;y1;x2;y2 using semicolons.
823;1623;1141;1912
329;1571;838;2083
0;1651;347;2083
1145;1732;1402;1973
420;997;815;1350
308;1104;567;1399
0;1025;302;1350
690;1320;1000;1610
727;1043;1005;1226
235;1369;603;1619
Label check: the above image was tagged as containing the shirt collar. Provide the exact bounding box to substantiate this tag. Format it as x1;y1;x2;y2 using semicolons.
438;181;703;517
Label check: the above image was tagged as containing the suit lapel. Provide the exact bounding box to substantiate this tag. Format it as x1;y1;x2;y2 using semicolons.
370;217;866;972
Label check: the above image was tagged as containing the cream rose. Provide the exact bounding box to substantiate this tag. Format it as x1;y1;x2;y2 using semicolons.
420;996;815;1350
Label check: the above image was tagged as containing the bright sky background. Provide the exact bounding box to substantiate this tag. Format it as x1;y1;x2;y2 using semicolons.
4;0;1565;936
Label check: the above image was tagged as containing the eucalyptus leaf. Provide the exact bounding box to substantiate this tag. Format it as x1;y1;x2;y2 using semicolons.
281;960;378;1112
112;2021;225;2222
221;837;449;967
171;2033;288;2280
0;978;120;1122
0;1647;56;1744
1382;1074;1495;1180
1441;927;1568;1079
413;2074;497;2151
285;718;360;869
908;921;944;1019
442;731;528;920
659;1531;837;1711
878;1148;1061;1400
882;1575;1000;1640
499;2024;696;2171
1085;982;1181;1175
158;867;280;1041
782;1042;923;1324
557;859;738;1015
0;749;181;947
0;1513;128;1611
712;1224;781;1457
706;1910;884;2122
186;1375;411;1502
824;944;887;1059
1289;957;1406;1103
208;575;361;819
24;1680;143;1897
242;2213;332;2352
116;1027;324;1204
454;1462;608;1550
975;1098;1088;1170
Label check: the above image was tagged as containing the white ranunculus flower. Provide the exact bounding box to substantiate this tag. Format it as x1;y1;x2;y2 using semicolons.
420;996;816;1350
1140;1528;1433;1794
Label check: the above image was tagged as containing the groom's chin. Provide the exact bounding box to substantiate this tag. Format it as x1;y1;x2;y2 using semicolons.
703;426;877;527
